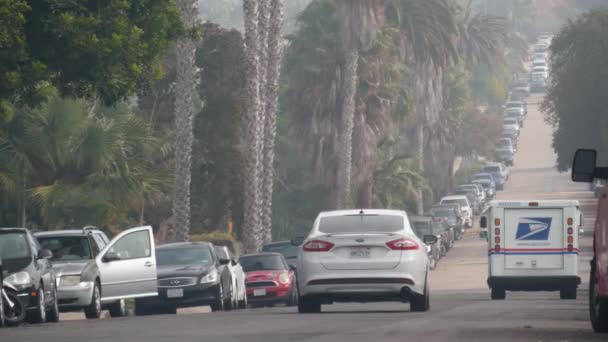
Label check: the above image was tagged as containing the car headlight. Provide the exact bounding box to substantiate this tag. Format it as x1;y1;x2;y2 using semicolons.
60;275;81;286
200;270;218;284
277;272;289;284
5;271;32;286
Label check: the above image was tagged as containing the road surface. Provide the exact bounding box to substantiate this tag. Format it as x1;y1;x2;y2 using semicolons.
1;95;602;341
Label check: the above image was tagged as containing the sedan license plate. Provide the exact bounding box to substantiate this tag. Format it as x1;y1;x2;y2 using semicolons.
253;289;266;297
167;288;184;298
350;247;371;258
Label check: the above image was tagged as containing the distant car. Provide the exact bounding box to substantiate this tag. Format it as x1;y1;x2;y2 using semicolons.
502;130;518;148
472;178;496;200
214;246;247;310
506;100;527;114
455;184;485;204
35;227;128;319
135;242;233;314
471;173;497;198
534;44;548;53
262;241;299;268
0;228;59;324
482;163;508;190
440;195;473;227
428;205;465;241
411;216;443;269
503;118;521;134
454;189;482;215
296;209;437;313
496;147;515;166
496;137;516;153
504;109;524;127
431;203;466;229
511;79;530;96
530;75;547;92
533;52;548;60
240;253;297;307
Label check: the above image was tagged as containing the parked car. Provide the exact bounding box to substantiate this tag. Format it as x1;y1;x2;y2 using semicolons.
455;190;482;215
506;100;527;115
511;79;530;96
532;52;548;60
530;72;548;92
482;163;508;190
411;216;442;269
502;129;518;147
214;246;247;310
0;228;59;324
296;209;437;313
240;252;297;307
471;172;496;188
503;118;521;135
496;147;515;166
440;195;473;228
496;137;516;153
135;241;231;314
262;240;299;268
34;227;130;319
455;184;485;207
504;108;524;127
429;205;465;241
431;203;467;229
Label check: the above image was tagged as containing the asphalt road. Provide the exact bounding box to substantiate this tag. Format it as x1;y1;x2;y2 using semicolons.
1;93;603;341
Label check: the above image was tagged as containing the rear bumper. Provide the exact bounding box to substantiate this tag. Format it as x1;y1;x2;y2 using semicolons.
488;276;581;291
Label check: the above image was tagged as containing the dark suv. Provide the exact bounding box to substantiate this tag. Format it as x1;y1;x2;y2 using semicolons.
135;242;233;314
0;228;59;324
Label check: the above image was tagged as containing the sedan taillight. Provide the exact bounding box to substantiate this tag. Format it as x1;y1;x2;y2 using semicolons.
302;239;334;252
386;238;419;250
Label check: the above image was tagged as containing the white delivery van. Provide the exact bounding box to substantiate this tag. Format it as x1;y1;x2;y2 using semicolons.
480;200;582;300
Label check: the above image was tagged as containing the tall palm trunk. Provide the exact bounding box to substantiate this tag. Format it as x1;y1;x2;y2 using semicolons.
260;0;285;243
168;0;198;242
335;48;359;209
242;0;265;253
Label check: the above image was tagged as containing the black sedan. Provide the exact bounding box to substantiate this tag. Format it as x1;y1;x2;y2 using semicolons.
134;242;233;314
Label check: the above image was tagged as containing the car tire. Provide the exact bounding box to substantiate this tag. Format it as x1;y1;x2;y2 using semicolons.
46;288;60;323
298;296;321;313
210;285;225;312
491;287;506;300
287;285;299;306
1;287;5;328
224;284;234;311
108;299;127;317
27;284;47;324
560;287;577;300
410;278;430;312
590;268;608;333
85;283;102;319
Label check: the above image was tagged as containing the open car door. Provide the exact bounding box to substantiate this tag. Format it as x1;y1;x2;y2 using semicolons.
96;226;157;302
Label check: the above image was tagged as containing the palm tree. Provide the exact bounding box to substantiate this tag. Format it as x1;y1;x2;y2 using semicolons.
242;0;265;252
261;0;285;243
334;0;385;209
168;0;199;242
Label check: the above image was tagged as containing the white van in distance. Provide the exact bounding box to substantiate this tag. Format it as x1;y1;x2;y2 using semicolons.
480;200;582;300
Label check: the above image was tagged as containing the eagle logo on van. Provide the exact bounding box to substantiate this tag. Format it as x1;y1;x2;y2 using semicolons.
515;218;552;240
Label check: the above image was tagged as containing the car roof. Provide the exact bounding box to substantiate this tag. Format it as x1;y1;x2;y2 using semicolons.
240;252;283;258
0;227;28;233
441;195;468;200
156;242;213;249
409;215;432;222
317;209;405;218
34;230;95;237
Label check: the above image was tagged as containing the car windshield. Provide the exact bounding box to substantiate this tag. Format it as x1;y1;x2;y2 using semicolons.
483;166;501;173
239;255;287;272
432;210;457;223
318;214;403;233
442;199;467;207
504;119;517;125
472;174;491;181
0;231;31;261
37;236;92;261
413;221;432;237
262;243;299;259
431;221;447;234
497;140;511;148
506;103;521;108
156;247;214;266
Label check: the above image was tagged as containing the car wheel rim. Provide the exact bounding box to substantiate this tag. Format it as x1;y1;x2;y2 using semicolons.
39;288;46;321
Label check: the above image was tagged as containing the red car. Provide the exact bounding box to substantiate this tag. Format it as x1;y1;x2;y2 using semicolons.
572;149;608;332
239;253;297;307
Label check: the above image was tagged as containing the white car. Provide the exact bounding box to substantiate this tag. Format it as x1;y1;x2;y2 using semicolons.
296;209;436;313
214;246;247;309
440;195;473;227
503;118;521;135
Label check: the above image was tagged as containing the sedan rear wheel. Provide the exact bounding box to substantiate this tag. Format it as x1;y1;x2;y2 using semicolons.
410;279;430;312
298;296;321;313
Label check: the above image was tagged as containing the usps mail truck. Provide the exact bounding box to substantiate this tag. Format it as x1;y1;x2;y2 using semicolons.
480;200;581;300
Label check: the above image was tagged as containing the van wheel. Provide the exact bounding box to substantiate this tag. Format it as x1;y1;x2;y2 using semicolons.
298;296;321;313
411;278;430;312
560;287;577;300
590;268;608;333
491;287;506;300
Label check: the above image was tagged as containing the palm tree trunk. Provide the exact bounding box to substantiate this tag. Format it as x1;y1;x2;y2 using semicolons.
260;0;285;244
168;0;198;243
242;0;265;253
335;48;359;209
417;124;424;215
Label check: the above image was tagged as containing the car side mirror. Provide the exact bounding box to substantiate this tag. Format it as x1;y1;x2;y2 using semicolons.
289;264;297;271
423;235;438;245
291;236;305;246
480;216;488;228
572;149;597;182
219;258;230;265
38;249;53;260
231;259;237;266
479;231;488;240
102;252;121;263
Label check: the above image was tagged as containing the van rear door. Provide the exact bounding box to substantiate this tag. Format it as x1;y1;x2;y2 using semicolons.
503;208;564;269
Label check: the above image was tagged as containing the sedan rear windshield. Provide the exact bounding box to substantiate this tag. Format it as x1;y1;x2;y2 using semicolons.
318;215;404;234
0;231;31;261
262;243;299;259
38;236;92;261
157;247;214;266
413;221;431;236
239;255;287;272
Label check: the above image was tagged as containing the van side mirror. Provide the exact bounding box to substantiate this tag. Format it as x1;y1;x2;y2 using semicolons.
480;216;488;228
572;149;597;182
